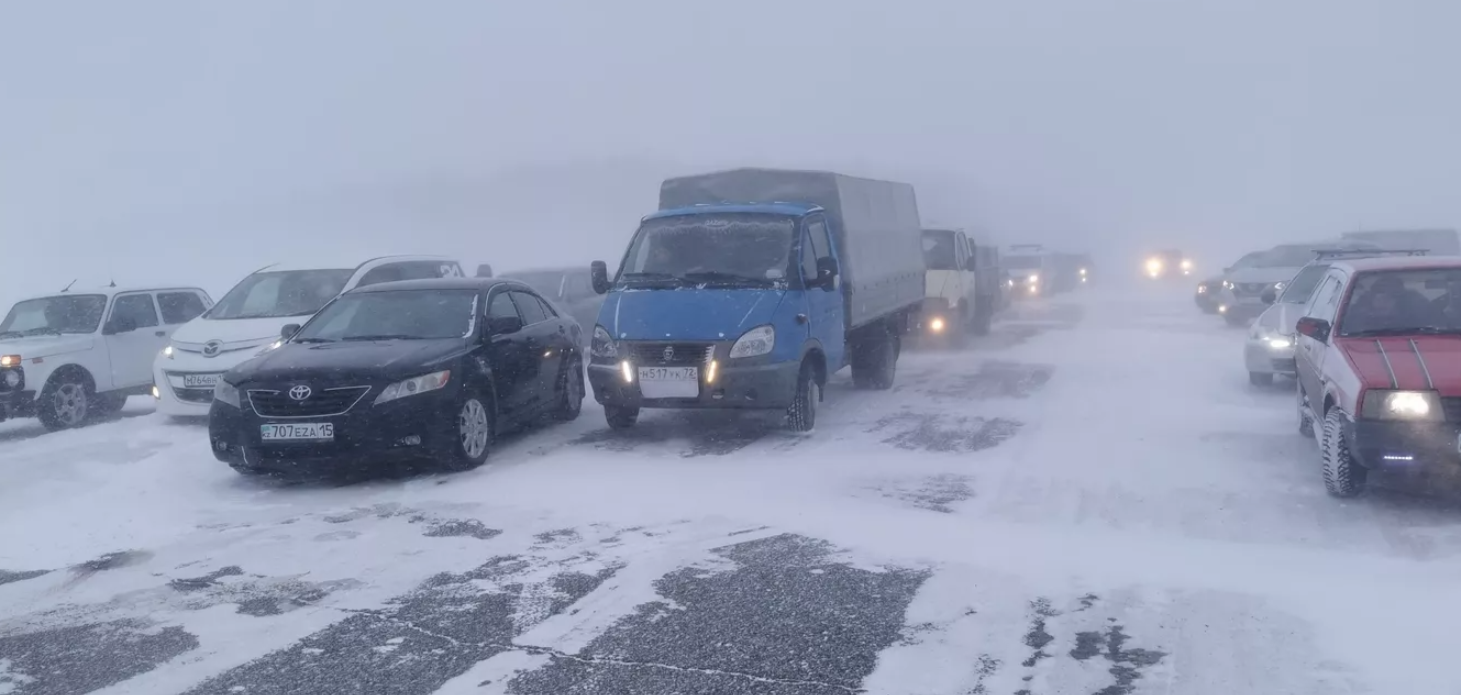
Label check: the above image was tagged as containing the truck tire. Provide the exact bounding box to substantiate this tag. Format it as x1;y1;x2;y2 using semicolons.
605;404;640;430
786;360;817;433
1320;408;1365;498
852;331;897;390
38;372;94;432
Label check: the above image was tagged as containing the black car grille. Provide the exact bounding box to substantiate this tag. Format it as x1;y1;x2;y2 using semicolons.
248;386;371;418
1441;398;1461;423
627;342;714;366
172;387;214;404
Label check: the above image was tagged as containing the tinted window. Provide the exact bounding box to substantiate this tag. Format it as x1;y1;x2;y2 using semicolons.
511;291;548;324
294;290;478;341
210;269;353;319
111;294;159;329
487;291;519;320
158;291;207;324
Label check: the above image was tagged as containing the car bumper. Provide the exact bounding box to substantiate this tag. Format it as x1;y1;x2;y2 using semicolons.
155;352;259;416
588;358;801;411
208;393;459;472
1243;340;1297;375
1194;292;1217;309
0;388;37;420
1349;418;1461;473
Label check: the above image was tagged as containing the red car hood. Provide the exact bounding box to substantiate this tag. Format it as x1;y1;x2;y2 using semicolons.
1338;336;1461;393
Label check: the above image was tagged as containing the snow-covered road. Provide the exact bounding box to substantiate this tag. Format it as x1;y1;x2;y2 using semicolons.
3;290;1461;694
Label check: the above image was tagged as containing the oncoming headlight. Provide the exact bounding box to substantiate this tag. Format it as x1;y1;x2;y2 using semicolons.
1360;389;1442;421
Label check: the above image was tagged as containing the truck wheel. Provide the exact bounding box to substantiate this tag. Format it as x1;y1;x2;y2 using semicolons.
1320;408;1366;498
786;361;818;433
1248;371;1273;387
38;374;93;431
852;332;897;390
605;404;639;430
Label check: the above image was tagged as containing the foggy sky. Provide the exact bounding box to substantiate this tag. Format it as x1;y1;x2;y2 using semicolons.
3;0;1459;302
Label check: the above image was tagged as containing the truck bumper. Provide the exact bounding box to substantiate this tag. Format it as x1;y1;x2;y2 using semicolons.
0;388;37;422
589;359;801;411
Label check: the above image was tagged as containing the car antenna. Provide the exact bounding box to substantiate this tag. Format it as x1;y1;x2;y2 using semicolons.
109;279;116;288
60;278;77;293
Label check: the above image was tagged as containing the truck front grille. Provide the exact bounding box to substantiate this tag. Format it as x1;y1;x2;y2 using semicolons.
627;342;715;366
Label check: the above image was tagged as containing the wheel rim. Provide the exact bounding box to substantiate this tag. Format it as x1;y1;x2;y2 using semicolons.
459;399;490;459
54;383;88;426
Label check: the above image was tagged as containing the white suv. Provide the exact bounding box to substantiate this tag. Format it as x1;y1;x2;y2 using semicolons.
153;256;465;417
0;285;212;430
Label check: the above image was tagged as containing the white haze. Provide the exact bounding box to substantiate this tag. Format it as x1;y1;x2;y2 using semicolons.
4;0;1461;302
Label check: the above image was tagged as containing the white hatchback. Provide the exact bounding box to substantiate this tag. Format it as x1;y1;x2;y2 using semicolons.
153;256;465;417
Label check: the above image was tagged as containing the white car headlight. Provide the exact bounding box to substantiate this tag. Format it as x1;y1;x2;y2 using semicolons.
591;325;617;359
162;345;175;359
1360;389;1443;421
214;380;241;408
375;370;451;405
729;325;775;359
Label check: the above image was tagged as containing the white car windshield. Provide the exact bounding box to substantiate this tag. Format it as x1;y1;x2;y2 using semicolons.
291;289;479;342
0;294;108;337
208;269;354;320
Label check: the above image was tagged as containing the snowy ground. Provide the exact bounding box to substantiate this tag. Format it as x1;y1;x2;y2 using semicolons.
3;289;1461;695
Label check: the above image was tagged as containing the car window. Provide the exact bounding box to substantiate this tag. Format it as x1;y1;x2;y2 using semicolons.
356;264;409;286
1305;276;1344;323
535;295;558;318
487;291;519;320
157;291;207;324
510;291;548;325
111;293;160;329
807;218;832;260
801;231;819;282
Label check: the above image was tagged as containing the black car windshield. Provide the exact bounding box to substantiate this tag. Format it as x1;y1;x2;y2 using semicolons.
922;230;959;270
619;213;795;287
1005;255;1042;270
1277;264;1330;303
0;294;108;336
1338;268;1461;336
293;289;479;342
208;269;354;320
1255;246;1316;268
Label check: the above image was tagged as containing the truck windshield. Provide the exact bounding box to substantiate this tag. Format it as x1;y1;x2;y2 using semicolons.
0;294;108;337
922;230;959;270
620;214;795;288
208;269;354;320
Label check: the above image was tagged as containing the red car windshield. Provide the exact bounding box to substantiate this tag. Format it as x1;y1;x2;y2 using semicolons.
1338;268;1461;336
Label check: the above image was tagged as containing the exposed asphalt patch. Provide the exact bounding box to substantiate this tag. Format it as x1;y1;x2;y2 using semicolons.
877;474;974;513
422;519;502;540
168;566;245;592
0;569;49;586
873;412;1022;453
507;533;928;694
919;361;1054;400
1020;598;1059;667
184;556;618;695
70;550;151;576
0;619;198;694
1069;624;1167;695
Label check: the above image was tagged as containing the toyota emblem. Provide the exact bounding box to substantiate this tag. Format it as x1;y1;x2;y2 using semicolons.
288;385;312;401
662;346;675;362
202;340;222;357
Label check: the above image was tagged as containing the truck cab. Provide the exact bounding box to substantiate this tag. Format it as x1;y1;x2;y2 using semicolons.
921;228;978;341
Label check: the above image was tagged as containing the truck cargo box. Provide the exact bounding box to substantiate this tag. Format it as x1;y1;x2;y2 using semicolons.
659;168;925;330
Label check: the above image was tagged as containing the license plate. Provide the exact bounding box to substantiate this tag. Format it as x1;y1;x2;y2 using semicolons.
182;373;221;389
260;422;334;441
638;366;699;398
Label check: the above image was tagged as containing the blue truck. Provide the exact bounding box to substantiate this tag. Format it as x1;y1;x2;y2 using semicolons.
585;168;926;432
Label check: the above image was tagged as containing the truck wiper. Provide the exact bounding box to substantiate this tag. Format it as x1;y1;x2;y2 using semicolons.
680;271;773;287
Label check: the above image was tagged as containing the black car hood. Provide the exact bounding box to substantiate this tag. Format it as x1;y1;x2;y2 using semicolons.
233;339;470;384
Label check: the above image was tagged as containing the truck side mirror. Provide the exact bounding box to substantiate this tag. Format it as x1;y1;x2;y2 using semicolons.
815;257;840;289
281;324;301;341
1296;317;1330;342
1260;288;1277;305
590;261;610;295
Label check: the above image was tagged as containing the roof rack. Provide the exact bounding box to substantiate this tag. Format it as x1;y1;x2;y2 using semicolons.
1312;248;1429;260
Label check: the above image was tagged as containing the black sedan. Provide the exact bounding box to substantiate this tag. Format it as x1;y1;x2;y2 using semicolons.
209;278;584;475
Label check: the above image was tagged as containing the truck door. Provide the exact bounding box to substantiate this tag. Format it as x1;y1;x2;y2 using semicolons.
803;216;846;370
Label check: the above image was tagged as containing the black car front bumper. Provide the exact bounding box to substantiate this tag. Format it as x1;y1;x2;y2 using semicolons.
1349;418;1461;473
589;344;801;411
209;390;461;473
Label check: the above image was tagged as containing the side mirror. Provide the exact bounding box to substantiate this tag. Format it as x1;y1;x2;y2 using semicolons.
1296;317;1331;342
106;315;138;334
475;264;494;278
488;315;524;336
281;324;301;341
590;261;610;295
814;257;840;289
1259;288;1277;305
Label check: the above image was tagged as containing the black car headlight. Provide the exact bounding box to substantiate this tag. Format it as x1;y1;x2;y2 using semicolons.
214;380;241;408
1360;389;1443;421
375;370;451;405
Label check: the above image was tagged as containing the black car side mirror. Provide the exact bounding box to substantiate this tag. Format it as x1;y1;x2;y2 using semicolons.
488;315;524;336
105;315;138;335
1259;288;1277;305
815;257;840;289
1296;317;1331;342
281;324;301;341
590;261;610;295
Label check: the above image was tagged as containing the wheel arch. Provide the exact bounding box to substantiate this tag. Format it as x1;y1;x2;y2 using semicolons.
43;363;96;395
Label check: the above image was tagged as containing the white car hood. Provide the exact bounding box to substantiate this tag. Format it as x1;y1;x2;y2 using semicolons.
0;333;96;360
170;316;294;352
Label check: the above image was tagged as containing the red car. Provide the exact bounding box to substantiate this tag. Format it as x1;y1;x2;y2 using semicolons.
1294;256;1461;497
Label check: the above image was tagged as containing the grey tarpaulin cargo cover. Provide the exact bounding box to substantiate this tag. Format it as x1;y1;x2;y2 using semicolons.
659;168;926;331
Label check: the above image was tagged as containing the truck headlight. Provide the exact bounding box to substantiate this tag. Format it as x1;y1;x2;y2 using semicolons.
729;325;775;359
591;325;617;360
375;370;451;405
1360;389;1442;421
214;380;241;408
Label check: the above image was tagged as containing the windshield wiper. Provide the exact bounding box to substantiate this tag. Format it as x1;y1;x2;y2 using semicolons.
18;327;63;337
291;337;336;344
341;334;420;341
680;271;774;287
619;272;684;286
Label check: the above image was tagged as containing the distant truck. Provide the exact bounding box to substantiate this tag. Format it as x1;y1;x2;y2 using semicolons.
920;228;997;341
1340;229;1460;256
586;168;926;432
1004;244;1050;298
